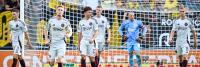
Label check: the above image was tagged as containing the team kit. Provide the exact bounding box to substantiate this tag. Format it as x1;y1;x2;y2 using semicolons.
9;5;197;67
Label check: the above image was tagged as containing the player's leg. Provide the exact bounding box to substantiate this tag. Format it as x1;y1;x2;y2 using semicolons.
181;45;190;67
133;43;141;67
57;47;66;67
18;41;26;67
12;44;18;67
80;41;87;67
127;42;134;67
176;45;183;67
88;44;96;67
95;42;104;67
48;48;56;67
12;54;18;67
18;55;26;67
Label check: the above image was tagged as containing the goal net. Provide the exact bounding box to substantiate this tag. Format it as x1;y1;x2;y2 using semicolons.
3;0;200;67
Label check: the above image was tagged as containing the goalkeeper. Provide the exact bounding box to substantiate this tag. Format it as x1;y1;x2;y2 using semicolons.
119;12;147;67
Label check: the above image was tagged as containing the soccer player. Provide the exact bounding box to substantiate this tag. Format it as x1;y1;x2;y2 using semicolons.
119;12;147;67
78;6;98;67
44;5;72;67
9;9;32;67
169;8;197;67
93;6;111;67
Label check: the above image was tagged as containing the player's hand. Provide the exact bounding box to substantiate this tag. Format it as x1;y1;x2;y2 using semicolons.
122;35;128;42
169;39;173;45
27;41;33;49
194;42;197;48
45;39;49;45
89;38;94;44
95;49;99;56
106;38;110;44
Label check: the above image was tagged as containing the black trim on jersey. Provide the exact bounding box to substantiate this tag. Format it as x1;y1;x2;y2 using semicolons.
18;36;22;54
91;18;98;24
63;37;67;45
187;36;190;46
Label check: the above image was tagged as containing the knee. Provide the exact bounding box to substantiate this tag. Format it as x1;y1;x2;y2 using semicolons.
18;55;23;60
49;60;55;66
57;57;63;63
13;54;18;59
81;56;86;60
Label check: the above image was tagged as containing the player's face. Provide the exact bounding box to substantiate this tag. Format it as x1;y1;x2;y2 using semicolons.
96;7;102;15
179;9;186;17
128;13;134;20
84;10;93;18
56;7;64;17
12;12;19;19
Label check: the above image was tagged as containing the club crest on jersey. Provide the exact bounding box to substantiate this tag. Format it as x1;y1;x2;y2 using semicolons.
16;24;18;27
185;23;188;26
89;22;92;26
102;21;104;23
61;23;65;27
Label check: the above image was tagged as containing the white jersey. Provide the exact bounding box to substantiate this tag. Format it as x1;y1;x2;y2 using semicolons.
93;15;110;42
172;18;195;45
78;18;98;40
9;19;27;43
45;17;72;46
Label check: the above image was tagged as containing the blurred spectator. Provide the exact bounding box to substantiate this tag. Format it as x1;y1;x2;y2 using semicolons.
81;0;98;10
115;0;123;8
127;1;139;9
0;0;4;11
5;0;19;11
164;0;178;11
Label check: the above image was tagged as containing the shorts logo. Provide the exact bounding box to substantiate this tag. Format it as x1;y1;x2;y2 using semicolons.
61;23;65;27
89;22;92;26
185;23;188;26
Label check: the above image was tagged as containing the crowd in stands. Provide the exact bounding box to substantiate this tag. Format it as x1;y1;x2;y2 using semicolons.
101;0;200;11
0;0;19;12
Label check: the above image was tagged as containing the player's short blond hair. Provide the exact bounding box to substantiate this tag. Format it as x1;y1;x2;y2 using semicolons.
56;5;64;9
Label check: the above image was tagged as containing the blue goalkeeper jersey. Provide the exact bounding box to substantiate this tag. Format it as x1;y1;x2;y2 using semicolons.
119;19;143;43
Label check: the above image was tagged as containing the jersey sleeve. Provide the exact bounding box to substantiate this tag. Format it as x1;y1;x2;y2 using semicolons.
138;20;143;28
189;20;195;31
45;19;51;31
9;21;12;32
93;19;98;31
172;20;178;31
20;20;28;32
65;20;72;37
77;21;82;32
119;20;126;36
105;18;110;29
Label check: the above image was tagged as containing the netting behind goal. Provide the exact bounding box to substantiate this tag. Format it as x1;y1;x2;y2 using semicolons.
22;0;200;66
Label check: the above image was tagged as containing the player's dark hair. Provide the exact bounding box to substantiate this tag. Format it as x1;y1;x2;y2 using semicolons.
12;9;19;13
96;5;102;8
83;6;92;13
56;5;64;9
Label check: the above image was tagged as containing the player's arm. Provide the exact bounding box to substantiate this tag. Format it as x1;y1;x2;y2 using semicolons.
44;20;50;44
190;22;197;48
21;21;32;48
106;18;111;43
77;22;82;51
119;21;127;41
169;21;178;44
91;21;99;43
66;21;72;37
9;22;13;42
